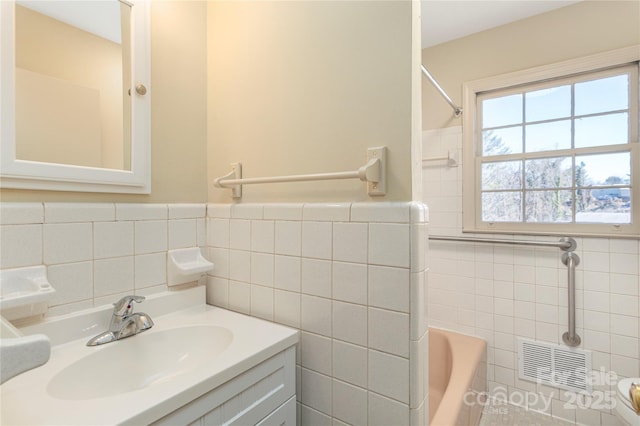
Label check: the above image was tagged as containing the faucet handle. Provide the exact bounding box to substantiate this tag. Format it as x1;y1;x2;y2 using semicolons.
112;295;145;317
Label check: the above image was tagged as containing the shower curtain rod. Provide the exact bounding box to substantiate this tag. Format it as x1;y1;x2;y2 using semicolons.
421;65;462;117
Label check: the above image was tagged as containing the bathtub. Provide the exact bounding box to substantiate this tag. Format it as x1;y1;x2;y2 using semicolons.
429;328;487;426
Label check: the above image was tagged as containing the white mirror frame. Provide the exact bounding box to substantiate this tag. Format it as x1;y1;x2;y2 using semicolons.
0;0;151;194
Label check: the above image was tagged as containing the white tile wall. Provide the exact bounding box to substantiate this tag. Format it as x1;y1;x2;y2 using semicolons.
0;203;207;317
0;224;43;268
44;223;93;264
93;222;134;259
423;127;640;425
0;202;43;224
135;221;168;254
206;202;430;425
44;203;114;223
1;201;430;425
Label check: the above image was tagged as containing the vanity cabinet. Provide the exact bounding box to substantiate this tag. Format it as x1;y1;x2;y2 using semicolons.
152;346;296;426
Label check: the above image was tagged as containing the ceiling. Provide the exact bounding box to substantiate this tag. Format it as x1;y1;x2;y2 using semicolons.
20;0;581;50
18;0;122;44
421;0;581;48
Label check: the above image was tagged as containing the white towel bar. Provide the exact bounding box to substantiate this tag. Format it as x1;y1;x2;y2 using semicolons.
214;147;386;199
422;150;458;167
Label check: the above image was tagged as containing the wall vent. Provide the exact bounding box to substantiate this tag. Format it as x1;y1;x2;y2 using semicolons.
517;338;592;393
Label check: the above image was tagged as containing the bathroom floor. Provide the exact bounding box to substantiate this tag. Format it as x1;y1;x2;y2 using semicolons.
479;401;575;426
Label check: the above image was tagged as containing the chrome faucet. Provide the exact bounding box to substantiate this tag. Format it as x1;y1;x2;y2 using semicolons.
86;295;154;346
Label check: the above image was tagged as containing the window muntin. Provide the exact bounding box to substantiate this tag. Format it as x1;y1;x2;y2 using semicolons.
475;64;638;232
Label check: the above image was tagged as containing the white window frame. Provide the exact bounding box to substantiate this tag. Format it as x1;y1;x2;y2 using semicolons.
462;46;640;238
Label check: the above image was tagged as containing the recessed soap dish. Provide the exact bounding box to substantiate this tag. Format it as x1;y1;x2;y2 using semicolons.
167;248;214;287
0;266;56;321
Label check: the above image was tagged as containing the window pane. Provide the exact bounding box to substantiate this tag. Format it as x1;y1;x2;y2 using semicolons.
482;94;522;128
482;127;522;156
525;120;571;152
575;152;631;186
575;113;628;148
575;74;629;116
482;192;522;222
525;157;572;189
482;161;522;190
525;85;571;122
525;190;572;223
576;187;631;224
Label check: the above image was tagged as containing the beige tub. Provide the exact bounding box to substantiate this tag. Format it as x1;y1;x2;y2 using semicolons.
429;328;487;426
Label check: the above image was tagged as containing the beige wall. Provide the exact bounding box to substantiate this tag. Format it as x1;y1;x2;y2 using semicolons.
4;0;417;203
207;1;416;203
148;0;208;203
422;0;640;130
1;1;208;203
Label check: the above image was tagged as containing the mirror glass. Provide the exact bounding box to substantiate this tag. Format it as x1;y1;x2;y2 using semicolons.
0;0;150;194
15;0;132;170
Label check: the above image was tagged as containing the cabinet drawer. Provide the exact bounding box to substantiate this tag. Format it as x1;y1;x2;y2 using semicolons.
154;346;296;426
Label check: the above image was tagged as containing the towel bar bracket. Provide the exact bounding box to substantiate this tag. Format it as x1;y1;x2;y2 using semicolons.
215;163;242;199
366;146;386;196
559;236;577;252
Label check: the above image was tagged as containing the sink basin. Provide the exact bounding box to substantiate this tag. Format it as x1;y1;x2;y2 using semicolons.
47;325;233;400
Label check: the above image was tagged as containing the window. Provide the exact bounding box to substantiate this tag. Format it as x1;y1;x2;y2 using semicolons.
463;48;639;237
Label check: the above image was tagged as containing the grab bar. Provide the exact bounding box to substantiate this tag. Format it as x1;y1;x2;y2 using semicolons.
429;236;576;251
431;235;581;347
214;147;387;199
562;252;581;347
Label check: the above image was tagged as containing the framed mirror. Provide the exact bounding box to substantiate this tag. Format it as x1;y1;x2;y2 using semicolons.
0;0;150;193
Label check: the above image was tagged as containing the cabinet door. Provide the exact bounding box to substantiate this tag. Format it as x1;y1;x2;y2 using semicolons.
256;396;296;426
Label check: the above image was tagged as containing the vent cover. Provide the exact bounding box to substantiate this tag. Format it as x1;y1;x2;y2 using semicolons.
517;338;592;393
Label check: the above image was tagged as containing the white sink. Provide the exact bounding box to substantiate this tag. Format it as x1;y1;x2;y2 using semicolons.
47;325;233;400
1;286;298;426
